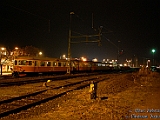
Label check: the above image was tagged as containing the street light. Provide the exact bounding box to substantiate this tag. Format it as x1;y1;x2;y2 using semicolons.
15;47;18;50
152;49;155;65
62;54;66;59
60;54;66;59
39;52;43;56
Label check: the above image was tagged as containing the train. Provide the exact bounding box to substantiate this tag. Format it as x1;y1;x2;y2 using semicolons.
12;56;115;77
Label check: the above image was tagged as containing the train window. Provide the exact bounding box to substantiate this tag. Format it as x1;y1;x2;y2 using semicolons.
98;63;101;66
40;61;45;66
26;61;29;65
53;62;57;66
58;62;61;67
14;60;17;65
47;62;51;66
29;61;32;65
18;60;21;65
105;63;109;66
26;61;32;66
102;64;105;66
19;60;26;65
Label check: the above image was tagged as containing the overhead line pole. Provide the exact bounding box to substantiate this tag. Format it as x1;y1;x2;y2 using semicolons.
67;12;102;74
67;12;74;74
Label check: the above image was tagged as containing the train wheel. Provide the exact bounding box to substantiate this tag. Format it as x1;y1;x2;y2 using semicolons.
12;72;19;78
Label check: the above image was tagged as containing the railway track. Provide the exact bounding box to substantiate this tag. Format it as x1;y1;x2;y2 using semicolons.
0;70;131;88
0;73;101;87
0;76;108;118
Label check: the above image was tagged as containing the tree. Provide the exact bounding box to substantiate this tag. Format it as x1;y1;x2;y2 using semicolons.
23;46;39;56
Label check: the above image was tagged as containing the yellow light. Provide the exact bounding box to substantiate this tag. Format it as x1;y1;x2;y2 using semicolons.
92;58;98;62
1;47;5;51
124;64;127;66
15;47;18;50
81;57;87;61
62;54;66;59
63;54;66;58
83;58;87;61
119;64;123;66
39;52;42;55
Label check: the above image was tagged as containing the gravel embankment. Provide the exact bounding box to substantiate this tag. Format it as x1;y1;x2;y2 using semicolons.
1;72;160;120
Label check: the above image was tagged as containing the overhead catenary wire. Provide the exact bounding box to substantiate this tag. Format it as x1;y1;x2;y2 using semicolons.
71;12;98;35
1;17;47;32
103;36;119;49
72;12;123;51
5;4;49;21
2;4;51;33
70;12;102;45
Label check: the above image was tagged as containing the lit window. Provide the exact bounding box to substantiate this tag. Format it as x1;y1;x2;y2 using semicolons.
102;64;105;66
98;63;101;66
47;62;51;66
53;62;57;66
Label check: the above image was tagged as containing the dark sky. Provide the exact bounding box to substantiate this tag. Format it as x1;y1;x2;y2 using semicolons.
0;0;159;64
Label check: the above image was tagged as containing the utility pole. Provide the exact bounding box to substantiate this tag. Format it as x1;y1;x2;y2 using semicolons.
67;12;74;74
67;12;102;74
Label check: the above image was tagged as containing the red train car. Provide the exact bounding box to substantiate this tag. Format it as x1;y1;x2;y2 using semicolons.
12;56;112;77
12;57;69;76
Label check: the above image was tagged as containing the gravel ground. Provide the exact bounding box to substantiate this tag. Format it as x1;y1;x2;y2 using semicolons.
0;71;160;120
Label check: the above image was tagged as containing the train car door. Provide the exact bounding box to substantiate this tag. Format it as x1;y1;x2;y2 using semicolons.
34;60;39;72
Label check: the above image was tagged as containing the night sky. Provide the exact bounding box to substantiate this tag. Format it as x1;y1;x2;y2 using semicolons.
0;0;159;64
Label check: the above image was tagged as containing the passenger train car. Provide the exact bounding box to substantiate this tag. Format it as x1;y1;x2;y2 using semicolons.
12;57;113;76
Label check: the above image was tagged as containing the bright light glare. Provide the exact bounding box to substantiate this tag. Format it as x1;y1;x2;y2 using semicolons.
39;52;42;55
63;54;66;58
124;64;127;66
81;57;87;61
119;64;123;66
92;58;98;62
1;47;5;51
15;47;18;50
152;49;155;53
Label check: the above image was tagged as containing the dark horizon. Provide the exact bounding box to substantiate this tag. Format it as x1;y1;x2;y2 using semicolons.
1;0;159;65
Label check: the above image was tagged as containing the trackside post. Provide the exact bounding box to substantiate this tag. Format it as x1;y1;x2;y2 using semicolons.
89;81;97;99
